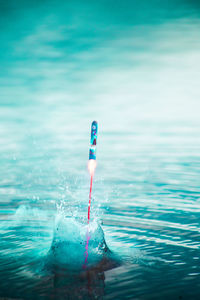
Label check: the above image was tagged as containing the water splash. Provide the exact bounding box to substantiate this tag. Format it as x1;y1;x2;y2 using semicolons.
48;213;112;271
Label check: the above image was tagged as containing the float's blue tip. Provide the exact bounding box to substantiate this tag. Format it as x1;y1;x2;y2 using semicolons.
89;121;98;160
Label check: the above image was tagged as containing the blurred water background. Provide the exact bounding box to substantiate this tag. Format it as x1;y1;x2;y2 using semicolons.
0;0;200;299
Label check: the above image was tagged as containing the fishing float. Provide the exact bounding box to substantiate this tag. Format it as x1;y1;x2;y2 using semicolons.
83;121;98;269
87;120;98;223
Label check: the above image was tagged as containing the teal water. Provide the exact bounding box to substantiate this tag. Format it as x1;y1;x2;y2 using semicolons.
0;0;200;299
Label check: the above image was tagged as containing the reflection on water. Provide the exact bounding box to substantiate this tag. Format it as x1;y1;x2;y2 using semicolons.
1;0;200;299
83;228;91;269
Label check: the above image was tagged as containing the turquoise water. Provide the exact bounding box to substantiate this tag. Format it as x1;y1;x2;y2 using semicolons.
1;0;200;299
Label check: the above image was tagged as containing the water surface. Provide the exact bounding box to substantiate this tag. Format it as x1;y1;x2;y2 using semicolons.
0;0;200;299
